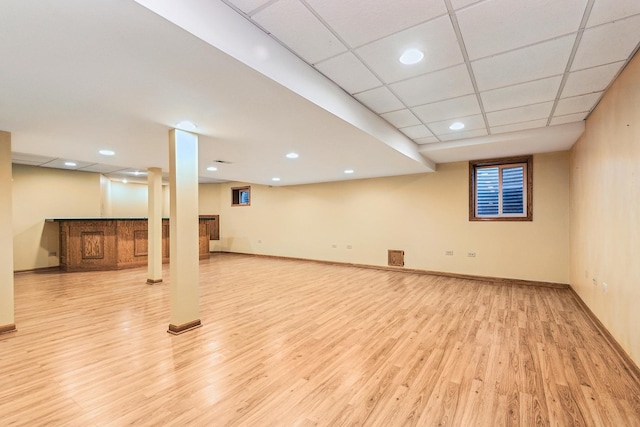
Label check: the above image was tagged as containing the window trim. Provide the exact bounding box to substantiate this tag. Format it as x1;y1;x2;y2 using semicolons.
469;155;533;221
231;186;251;207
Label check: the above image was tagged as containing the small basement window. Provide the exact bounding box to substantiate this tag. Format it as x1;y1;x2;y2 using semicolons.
232;186;251;206
469;156;532;221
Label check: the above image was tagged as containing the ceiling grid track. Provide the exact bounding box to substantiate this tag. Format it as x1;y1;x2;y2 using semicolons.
444;0;491;136
546;0;596;126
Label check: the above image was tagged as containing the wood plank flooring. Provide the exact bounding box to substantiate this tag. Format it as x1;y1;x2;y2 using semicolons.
1;254;639;426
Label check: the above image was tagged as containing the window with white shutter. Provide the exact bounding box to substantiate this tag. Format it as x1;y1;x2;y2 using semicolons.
469;156;532;221
231;186;251;206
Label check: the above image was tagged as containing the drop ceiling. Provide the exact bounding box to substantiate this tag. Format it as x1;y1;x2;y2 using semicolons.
2;0;639;185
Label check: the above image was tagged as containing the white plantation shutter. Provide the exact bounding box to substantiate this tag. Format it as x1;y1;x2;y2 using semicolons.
240;190;250;205
476;167;499;216
475;162;527;218
502;166;524;214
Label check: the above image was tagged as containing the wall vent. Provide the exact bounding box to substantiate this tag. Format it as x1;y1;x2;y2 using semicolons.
388;250;404;267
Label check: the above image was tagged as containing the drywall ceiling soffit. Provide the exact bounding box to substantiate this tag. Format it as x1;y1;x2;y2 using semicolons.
131;0;435;175
418;121;586;164
2;0;432;191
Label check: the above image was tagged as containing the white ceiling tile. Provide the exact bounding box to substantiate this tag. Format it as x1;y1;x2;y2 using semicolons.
481;76;562;112
380;109;421;128
400;125;434;139
414;136;439;145
571;15;640;71
555;92;602;116
491;119;548;134
472;35;574;91
451;0;482;10
439;129;488;141
315;52;381;94
390;64;474;107
80;164;128;174
252;0;347;64
550;112;588;126
354;86;405;114
487;102;554;127
305;0;447;47
355;15;463;84
562;61;625;97
587;0;640;27
456;0;587;60
11;152;57;165
427;114;486;136
40;159;96;170
12;158;50;166
411;94;481;124
226;0;272;14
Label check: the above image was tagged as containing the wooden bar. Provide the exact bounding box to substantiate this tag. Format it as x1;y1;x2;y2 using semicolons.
50;216;219;272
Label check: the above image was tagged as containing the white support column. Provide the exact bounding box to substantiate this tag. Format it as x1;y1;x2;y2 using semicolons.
167;129;201;334
0;131;16;334
147;167;163;284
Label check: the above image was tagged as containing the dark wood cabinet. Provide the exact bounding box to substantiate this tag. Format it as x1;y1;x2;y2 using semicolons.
53;216;218;272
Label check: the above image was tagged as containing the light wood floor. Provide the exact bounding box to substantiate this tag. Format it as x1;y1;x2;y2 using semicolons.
2;254;639;426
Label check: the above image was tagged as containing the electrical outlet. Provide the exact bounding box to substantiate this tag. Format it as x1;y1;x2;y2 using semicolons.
331;244;337;248
467;252;476;257
48;251;57;257
603;282;608;292
257;239;262;243
346;245;353;250
445;250;454;256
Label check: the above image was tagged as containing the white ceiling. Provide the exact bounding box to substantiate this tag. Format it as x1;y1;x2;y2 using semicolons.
2;0;639;186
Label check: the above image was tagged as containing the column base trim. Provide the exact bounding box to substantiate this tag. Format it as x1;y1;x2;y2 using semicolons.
167;319;202;335
0;324;17;335
146;278;163;284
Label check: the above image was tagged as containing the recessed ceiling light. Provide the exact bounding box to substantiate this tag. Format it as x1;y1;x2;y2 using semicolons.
175;121;197;131
344;169;354;174
206;166;218;172
99;149;115;156
64;162;76;167
399;48;424;65
286;152;299;159
449;122;465;130
122;179;128;184
272;177;281;182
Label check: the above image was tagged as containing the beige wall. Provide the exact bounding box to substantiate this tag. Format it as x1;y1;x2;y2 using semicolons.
215;151;570;284
102;179;173;218
199;183;223;252
570;52;640;364
109;181;149;218
11;152;571;283
100;175;112;217
12;154;570;282
12;164;102;271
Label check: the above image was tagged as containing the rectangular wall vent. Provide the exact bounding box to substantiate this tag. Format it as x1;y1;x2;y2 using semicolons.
388;250;404;267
